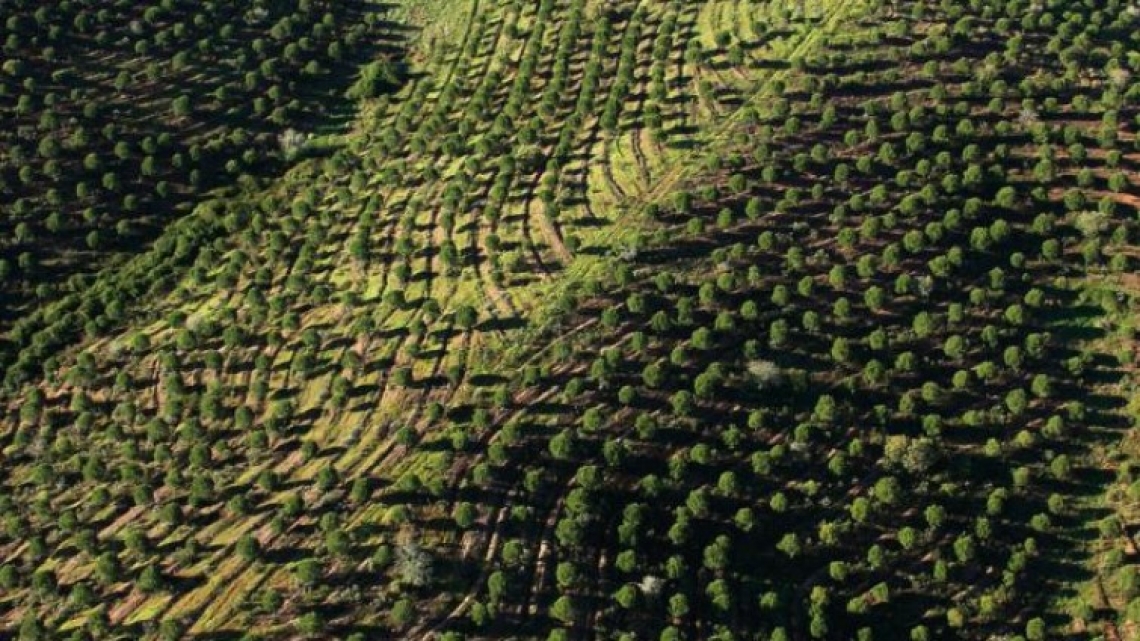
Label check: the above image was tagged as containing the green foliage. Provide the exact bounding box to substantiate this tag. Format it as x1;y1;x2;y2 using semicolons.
0;1;1134;639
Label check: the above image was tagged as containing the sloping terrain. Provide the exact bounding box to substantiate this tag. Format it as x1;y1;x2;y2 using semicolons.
1;0;1139;639
0;0;401;361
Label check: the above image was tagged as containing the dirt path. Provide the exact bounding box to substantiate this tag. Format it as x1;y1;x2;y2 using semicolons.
533;199;574;264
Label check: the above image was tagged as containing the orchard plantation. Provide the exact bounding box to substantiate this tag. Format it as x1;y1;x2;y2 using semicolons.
1;0;1140;640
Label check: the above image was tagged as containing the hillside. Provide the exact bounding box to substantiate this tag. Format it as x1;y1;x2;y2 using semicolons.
1;0;1139;639
0;0;404;377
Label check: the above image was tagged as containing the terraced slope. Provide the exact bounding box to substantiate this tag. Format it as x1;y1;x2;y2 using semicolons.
1;0;1139;639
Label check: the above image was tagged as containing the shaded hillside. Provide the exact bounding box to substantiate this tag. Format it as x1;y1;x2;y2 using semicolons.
0;0;404;360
